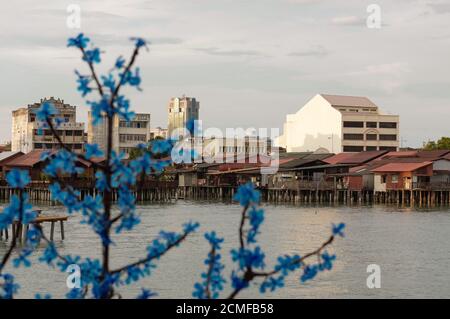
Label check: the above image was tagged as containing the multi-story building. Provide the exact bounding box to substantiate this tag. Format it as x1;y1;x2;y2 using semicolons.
195;136;272;162
150;127;169;140
277;94;400;153
88;112;151;156
168;95;200;136
11;97;85;153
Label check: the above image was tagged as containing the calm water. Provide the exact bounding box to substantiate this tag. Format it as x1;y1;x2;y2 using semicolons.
1;200;450;299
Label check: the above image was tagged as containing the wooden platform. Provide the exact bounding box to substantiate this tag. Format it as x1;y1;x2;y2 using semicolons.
0;213;68;242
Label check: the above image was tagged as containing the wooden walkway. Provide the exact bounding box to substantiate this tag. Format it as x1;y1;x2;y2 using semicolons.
0;214;68;242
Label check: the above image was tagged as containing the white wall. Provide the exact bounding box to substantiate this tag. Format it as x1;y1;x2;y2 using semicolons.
281;94;342;153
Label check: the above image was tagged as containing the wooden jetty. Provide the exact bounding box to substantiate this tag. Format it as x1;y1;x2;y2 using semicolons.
0;214;68;242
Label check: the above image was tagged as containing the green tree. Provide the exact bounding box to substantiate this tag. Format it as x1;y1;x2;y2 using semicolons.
423;137;450;150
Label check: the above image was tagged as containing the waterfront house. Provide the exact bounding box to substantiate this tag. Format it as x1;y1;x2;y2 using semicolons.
3;150;105;183
371;161;433;192
0;151;24;180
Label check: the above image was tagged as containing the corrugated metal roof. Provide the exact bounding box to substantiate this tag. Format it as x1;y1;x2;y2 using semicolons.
4;150;52;167
320;94;378;108
280;153;333;169
371;161;432;173
381;151;418;159
323;152;356;164
339;150;388;164
416;150;450;159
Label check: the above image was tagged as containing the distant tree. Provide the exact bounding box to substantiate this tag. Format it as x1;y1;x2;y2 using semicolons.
423;137;450;150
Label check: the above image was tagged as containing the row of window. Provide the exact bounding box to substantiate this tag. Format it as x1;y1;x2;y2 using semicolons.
34;129;83;136
119;121;148;128
343;134;397;141
343;121;397;129
220;146;267;153
343;146;397;152
119;134;147;143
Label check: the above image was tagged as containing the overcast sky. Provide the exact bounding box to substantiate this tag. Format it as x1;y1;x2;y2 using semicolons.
0;0;449;147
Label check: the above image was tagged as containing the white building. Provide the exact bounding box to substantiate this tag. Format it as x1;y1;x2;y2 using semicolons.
11;97;85;153
150;127;169;140
277;94;400;153
88;113;151;156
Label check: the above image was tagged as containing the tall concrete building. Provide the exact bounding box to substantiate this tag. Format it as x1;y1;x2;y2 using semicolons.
168;96;200;136
88;113;151;156
11;97;85;153
277;94;400;153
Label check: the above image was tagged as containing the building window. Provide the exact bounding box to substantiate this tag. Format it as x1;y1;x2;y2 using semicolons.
379;122;397;129
343;134;364;140
391;175;399;183
73;144;82;149
343;121;364;128
379;134;397;141
366;122;377;128
34;143;43;149
343;146;364;152
74;130;83;136
366;146;377;151
366;134;377;140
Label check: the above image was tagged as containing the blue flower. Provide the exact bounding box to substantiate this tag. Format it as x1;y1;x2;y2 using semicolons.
137;288;157;299
131;37;148;49
6;169;31;189
66;288;85;299
332;223;346;238
233;182;261;207
260;276;285;293
35;293;52;299
319;251;336;271
274;255;301;276
67;33;90;48
101;74;116;92
0;274;19;299
205;231;224;250
36;102;58;122
183;221;200;234
83;48;101;64
85;143;104;159
300;265;319;283
230;271;249;290
39;243;58;265
13;248;32;268
231;246;265;270
122;68;142;90
75;70;92;97
115;56;125;69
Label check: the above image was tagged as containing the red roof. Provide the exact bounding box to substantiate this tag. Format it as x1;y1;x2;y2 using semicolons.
371;161;432;173
381;151;418;159
5;150;51;167
323;153;356;164
326;150;387;165
417;150;450;159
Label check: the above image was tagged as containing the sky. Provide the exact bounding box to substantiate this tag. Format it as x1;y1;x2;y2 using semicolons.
0;0;449;147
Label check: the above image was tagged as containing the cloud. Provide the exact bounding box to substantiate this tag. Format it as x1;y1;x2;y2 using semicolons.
427;2;450;14
288;45;330;57
331;16;365;26
194;47;264;57
365;62;411;75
